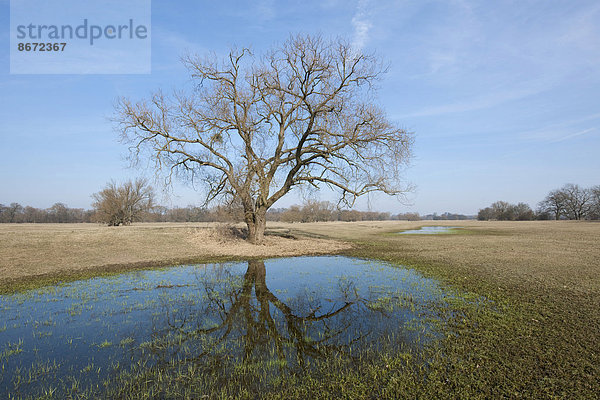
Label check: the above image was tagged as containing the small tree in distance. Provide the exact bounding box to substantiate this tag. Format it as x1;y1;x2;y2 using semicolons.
92;178;154;226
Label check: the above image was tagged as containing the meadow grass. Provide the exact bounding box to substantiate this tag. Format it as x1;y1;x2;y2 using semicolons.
0;222;348;294
1;220;599;398
327;220;600;398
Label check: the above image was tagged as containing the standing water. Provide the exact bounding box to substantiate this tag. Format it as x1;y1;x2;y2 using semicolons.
398;226;460;234
0;256;448;398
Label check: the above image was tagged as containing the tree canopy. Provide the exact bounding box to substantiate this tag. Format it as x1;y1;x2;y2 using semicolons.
116;34;413;243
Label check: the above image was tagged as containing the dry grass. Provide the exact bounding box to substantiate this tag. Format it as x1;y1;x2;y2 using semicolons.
0;222;349;289
185;224;350;257
2;220;598;295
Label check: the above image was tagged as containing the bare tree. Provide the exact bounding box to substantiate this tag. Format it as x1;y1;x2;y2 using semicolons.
301;200;335;222
92;178;154;226
590;185;600;220
48;203;69;223
560;183;593;220
513;202;534;221
115;34;413;243
339;209;364;222
1;203;24;223
477;207;494;221
538;184;596;220
538;189;568;220
280;205;304;223
491;201;515;221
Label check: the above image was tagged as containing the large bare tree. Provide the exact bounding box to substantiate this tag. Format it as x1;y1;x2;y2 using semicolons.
116;34;413;243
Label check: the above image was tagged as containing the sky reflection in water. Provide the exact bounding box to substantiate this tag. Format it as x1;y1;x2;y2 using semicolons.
398;226;460;234
0;256;446;398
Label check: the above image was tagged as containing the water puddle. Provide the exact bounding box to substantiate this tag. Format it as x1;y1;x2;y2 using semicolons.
0;256;447;398
398;226;460;234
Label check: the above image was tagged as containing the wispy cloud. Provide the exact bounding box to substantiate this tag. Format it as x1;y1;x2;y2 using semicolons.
558;3;600;63
402;0;481;79
551;128;597;143
351;0;372;51
398;85;543;118
257;0;276;21
154;27;205;55
518;113;600;143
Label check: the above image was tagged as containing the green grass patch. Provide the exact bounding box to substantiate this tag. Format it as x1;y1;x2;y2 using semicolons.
344;234;600;398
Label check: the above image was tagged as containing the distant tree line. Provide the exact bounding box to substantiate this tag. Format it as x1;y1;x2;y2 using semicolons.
0;202;94;223
421;212;474;221
477;201;535;221
4;182;598;224
0;201;395;224
145;205;245;223
266;200;392;223
0;201;246;224
478;184;600;221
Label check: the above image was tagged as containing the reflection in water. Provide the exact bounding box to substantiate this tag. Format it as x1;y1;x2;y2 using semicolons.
196;260;358;367
152;260;386;373
0;256;445;398
398;226;460;234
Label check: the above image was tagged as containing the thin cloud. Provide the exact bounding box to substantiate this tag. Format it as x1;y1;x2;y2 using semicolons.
352;0;372;51
519;113;600;143
551;128;596;143
154;27;205;55
257;0;276;21
398;86;543;118
398;1;600;119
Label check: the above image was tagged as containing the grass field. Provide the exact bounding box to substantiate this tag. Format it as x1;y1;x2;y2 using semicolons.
0;222;349;292
1;220;599;398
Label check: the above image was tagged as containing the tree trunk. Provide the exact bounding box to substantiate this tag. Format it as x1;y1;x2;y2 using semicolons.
245;208;267;244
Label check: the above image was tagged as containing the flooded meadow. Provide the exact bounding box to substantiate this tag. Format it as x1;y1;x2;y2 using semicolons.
0;256;450;398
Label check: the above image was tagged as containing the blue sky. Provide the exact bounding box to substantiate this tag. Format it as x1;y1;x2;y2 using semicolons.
1;0;599;215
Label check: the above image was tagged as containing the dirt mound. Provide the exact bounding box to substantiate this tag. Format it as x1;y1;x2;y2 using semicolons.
186;225;351;257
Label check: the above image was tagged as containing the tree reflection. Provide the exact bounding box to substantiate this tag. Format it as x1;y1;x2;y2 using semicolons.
146;260;400;374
